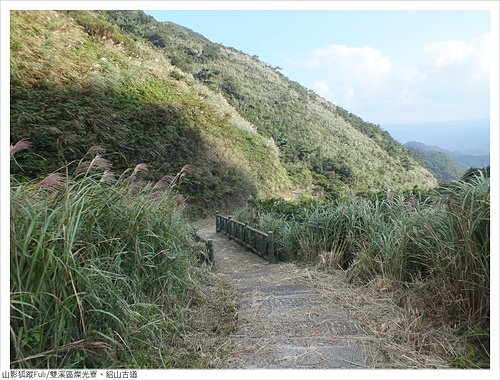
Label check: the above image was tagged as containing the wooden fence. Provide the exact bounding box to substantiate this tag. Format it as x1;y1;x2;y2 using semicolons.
215;212;276;263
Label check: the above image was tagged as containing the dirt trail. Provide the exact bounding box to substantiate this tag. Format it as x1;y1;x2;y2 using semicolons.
194;218;449;369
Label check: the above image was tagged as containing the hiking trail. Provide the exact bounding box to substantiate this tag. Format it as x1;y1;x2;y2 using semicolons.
194;218;448;369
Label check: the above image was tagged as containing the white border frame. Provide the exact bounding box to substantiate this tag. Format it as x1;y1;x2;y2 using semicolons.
1;2;498;380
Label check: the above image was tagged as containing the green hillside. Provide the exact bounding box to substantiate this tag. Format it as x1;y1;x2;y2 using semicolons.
11;10;437;214
404;142;467;183
105;10;437;196
10;10;290;213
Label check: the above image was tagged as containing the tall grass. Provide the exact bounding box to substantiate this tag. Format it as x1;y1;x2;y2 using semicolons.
409;175;490;327
10;152;236;368
237;175;490;364
11;10;291;211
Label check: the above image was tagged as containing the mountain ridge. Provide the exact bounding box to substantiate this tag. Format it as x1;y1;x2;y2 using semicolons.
405;141;490;170
10;10;437;212
404;141;466;183
105;10;437;193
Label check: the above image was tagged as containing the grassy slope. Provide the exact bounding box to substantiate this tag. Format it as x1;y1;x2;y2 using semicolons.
105;10;437;197
10;10;290;213
10;11;246;368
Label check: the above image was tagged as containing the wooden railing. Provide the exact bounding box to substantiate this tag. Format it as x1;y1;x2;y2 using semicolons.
216;212;276;263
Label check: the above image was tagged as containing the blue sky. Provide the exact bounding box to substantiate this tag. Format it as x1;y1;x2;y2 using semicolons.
146;9;491;126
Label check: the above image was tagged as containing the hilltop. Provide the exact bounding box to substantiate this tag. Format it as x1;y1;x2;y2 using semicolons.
11;10;437;213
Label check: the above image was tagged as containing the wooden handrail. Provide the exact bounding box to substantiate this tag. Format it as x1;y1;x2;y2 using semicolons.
215;212;275;263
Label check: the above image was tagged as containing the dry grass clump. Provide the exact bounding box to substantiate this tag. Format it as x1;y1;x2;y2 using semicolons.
212;240;452;369
35;173;65;191
10;139;33;157
285;265;458;368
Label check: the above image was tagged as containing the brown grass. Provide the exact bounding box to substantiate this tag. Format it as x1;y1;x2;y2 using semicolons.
307;265;466;368
154;174;175;190
133;163;148;174
85;145;106;156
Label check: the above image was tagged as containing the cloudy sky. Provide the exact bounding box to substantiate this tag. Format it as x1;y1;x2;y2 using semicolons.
146;9;491;126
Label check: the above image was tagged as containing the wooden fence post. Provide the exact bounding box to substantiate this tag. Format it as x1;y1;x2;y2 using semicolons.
244;222;249;249
207;239;214;267
214;214;276;264
267;231;275;263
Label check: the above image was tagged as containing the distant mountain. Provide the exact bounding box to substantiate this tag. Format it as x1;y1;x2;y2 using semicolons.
404;141;449;154
450;152;490;169
404;141;490;183
383;120;490;155
404;142;467;183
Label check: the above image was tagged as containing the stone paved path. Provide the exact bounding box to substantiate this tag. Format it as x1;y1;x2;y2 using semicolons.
194;219;380;369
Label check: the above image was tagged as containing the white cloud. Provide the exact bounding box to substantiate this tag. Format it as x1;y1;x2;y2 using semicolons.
423;32;490;85
313;80;330;96
467;32;490;81
307;44;391;88
417;32;491;112
424;40;472;68
301;32;490;123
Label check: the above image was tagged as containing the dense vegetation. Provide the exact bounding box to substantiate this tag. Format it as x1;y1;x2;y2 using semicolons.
10;144;237;368
10;10;290;214
11;10;436;214
233;172;490;367
108;9;437;197
404;141;467;183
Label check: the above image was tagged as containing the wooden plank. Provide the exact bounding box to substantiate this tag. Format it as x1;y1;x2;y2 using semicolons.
267;231;275;263
244;222;249;249
247;225;268;237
